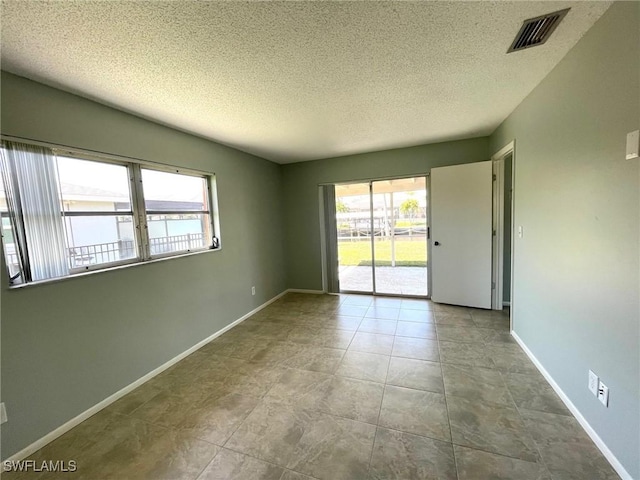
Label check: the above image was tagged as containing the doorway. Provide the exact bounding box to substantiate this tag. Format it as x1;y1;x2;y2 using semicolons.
334;176;428;297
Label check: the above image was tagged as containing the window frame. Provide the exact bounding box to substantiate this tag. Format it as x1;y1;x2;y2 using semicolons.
55;152;142;274
135;163;217;261
1;139;221;285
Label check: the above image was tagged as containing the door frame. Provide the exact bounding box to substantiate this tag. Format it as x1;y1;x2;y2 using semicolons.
491;141;516;323
321;173;431;298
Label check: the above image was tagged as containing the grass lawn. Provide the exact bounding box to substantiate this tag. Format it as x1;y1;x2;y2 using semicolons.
338;239;427;267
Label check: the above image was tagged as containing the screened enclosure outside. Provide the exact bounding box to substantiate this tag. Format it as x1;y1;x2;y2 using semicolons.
335;176;428;296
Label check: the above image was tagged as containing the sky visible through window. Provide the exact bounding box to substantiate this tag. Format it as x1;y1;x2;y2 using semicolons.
56;156;205;205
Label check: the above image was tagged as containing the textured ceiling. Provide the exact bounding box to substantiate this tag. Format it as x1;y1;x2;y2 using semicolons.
0;1;611;163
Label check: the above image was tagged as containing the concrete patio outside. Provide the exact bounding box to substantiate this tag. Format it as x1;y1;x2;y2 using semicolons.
339;265;428;297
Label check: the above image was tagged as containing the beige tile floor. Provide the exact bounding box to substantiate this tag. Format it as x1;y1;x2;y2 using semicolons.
8;293;620;480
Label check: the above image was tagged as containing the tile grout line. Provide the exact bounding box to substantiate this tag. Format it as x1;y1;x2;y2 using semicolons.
440;306;558;472
366;324;396;475
219;295;341;475
504;374;555;477
440;337;461;480
226;298;563;477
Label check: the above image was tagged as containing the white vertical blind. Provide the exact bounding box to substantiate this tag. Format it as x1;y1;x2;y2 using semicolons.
0;142;69;281
322;185;340;293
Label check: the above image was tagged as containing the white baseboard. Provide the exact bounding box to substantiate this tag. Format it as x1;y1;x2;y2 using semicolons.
286;288;325;294
511;331;633;480
502;301;511;307
6;289;289;463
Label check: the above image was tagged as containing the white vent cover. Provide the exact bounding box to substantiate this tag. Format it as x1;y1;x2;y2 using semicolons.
508;8;570;53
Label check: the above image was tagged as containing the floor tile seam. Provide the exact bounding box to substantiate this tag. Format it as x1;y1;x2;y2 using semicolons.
501;376;573;418
314;403;382;429
435;335;489;345
334;369;388;386
401;308;435;314
506;391;555;475
220;443;295;473
274;364;340;379
280;469;321;480
512;404;574;418
449;437;542;464
117;413;224;445
366;341;395;472
399;326;439;338
471;323;509;331
386;352;439;362
397;317;437;324
125;391;172;419
434;323;498;335
219;395;268;452
193;446;223;480
477;324;512;333
440;358;460;480
46;411;132;461
437;354;498;370
383;381;444;396
451;442;550;466
367;401;385;472
315;313;351;366
371;424;457;447
383;380;444;396
375;420;455;446
442;390;518;410
364;315;400;322
388;354;441;363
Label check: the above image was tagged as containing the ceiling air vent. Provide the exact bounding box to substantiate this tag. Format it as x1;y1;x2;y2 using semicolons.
507;8;570;53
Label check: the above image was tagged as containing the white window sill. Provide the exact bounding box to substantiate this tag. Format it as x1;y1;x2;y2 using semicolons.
6;246;223;290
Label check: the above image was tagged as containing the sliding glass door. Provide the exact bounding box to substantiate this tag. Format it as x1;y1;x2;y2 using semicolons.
372;177;428;296
335;176;428;297
335;182;374;293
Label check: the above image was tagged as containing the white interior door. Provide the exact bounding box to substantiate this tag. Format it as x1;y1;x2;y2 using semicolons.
431;161;493;308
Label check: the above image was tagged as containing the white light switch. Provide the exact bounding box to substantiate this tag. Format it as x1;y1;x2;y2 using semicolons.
588;370;599;396
518;226;523;238
626;130;639;160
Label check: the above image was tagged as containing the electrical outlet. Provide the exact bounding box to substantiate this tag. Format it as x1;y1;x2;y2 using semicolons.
597;381;609;407
251;286;256;296
588;370;599;396
0;403;7;424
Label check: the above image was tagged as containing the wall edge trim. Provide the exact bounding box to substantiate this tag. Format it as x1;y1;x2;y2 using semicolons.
5;289;290;463
511;331;634;480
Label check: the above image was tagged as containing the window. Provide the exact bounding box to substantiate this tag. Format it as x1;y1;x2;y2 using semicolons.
141;169;212;257
0;140;219;285
57;155;138;270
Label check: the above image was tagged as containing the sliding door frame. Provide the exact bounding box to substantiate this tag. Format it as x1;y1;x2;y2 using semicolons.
322;173;431;299
368;182;377;294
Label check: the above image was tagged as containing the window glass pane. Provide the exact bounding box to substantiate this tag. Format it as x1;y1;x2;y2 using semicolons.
56;156;138;268
148;213;211;255
0;183;21;279
1;218;21;278
141;169;208;211
65;215;137;268
57;156;132;211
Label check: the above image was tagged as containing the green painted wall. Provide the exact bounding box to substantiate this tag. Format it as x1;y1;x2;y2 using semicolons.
0;72;287;458
282;137;490;290
490;2;639;477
